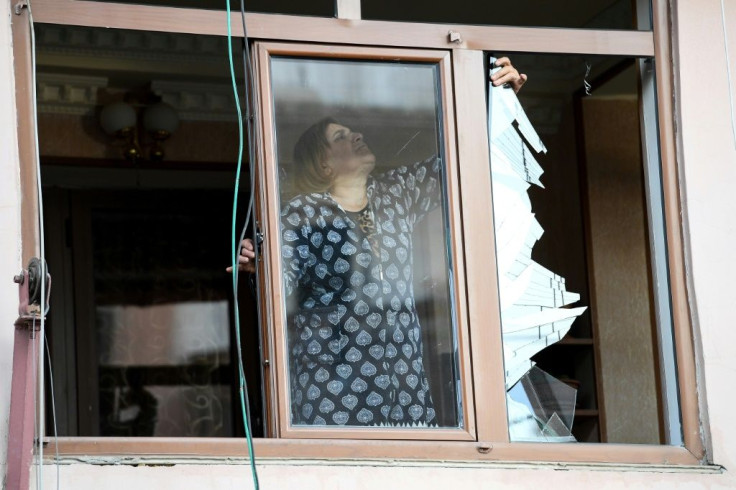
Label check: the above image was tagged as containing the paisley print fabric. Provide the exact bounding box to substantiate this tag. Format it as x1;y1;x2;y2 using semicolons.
281;155;444;427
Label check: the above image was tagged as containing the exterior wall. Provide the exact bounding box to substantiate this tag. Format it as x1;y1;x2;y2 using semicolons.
675;0;736;471
0;3;23;487
3;1;736;488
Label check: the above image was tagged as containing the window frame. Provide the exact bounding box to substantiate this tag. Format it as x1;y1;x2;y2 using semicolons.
12;0;705;465
255;42;475;441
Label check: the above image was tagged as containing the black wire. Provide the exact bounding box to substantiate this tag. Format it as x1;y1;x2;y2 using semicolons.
235;0;266;449
44;331;60;490
242;0;268;438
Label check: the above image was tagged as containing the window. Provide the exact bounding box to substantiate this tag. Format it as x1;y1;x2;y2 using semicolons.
492;54;681;444
15;0;703;465
259;46;471;437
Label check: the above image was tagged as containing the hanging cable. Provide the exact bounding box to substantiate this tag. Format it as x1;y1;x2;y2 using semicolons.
238;0;268;437
26;1;51;488
31;317;39;489
45;333;60;490
720;0;736;150
225;1;260;488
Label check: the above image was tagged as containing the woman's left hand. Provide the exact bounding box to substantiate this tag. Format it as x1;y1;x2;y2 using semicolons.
491;57;528;94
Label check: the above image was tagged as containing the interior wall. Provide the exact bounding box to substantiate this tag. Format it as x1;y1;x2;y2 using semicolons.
38;113;238;162
525;93;603;441
581;96;660;444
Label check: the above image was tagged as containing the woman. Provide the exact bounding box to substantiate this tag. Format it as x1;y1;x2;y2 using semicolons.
235;58;526;426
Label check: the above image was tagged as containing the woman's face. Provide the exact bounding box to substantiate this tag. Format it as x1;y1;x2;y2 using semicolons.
323;123;376;179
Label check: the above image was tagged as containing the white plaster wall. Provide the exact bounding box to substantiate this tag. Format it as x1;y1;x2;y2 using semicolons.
674;0;736;472
4;0;736;488
28;462;736;490
0;3;23;488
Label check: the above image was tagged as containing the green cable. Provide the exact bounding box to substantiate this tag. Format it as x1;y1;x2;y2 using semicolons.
226;1;260;488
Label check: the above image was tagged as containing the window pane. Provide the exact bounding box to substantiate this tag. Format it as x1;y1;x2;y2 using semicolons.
37;23;264;437
270;57;462;428
363;0;651;31
489;54;678;443
85;0;334;16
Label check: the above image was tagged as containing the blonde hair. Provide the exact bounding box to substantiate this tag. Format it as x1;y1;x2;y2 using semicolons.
288;117;339;196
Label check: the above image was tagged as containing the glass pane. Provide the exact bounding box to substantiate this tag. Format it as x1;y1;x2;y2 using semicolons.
87;0;334;16
270;56;461;428
488;54;678;443
363;0;651;31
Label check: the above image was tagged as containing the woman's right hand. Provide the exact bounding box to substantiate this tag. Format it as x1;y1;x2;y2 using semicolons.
226;238;256;274
491;57;528;94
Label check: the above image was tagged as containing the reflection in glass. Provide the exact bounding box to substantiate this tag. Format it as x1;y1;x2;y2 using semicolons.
270;57;461;428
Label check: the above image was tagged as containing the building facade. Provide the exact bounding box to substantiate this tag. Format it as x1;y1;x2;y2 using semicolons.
1;0;736;488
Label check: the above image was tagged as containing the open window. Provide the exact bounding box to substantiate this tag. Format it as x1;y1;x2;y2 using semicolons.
15;0;703;466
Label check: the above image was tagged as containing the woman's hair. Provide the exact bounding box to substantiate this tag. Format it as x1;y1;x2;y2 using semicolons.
289;117;339;195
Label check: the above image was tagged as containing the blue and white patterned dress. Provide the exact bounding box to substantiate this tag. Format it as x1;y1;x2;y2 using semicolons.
281;155;444;427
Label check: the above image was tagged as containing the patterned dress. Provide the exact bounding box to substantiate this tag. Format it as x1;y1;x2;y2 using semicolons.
281;156;443;427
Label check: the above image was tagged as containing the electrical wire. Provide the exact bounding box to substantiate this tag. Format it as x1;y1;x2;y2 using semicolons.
225;1;260;488
26;1;50;488
720;0;736;150
29;2;260;488
32;317;39;488
23;2;258;488
239;0;267;436
44;333;60;490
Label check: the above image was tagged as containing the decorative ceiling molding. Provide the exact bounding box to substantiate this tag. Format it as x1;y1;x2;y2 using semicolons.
36;24;231;66
37;73;108;116
36;72;239;122
151;80;239;122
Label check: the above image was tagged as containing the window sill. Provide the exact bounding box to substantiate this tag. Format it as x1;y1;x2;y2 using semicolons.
47;437;710;469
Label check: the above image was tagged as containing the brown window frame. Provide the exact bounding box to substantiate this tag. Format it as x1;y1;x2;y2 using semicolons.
255;42;475;441
12;0;705;466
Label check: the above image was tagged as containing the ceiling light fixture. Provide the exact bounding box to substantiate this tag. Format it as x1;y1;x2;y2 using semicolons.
100;98;179;161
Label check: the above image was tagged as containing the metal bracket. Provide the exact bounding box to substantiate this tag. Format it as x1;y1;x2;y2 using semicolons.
14;1;28;15
255;221;264;261
7;259;49;490
13;259;51;331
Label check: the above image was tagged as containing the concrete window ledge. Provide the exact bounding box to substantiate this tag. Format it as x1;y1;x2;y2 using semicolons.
41;455;725;475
